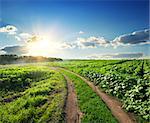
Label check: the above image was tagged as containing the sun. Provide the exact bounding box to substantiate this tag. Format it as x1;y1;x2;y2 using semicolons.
27;36;59;57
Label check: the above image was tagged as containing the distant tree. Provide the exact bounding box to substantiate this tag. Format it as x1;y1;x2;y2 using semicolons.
0;54;63;64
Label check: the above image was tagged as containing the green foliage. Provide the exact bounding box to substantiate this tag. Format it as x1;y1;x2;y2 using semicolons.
53;59;150;122
0;65;54;97
0;65;66;123
61;69;117;123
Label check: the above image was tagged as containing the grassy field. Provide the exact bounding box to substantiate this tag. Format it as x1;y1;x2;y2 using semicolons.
48;59;150;122
60;69;117;123
0;59;149;123
0;65;66;123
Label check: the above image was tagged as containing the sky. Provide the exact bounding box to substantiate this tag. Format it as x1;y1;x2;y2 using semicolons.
0;0;149;59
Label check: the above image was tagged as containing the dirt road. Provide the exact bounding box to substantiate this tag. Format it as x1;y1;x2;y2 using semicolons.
59;67;137;123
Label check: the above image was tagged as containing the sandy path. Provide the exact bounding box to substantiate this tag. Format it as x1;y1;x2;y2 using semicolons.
58;67;137;123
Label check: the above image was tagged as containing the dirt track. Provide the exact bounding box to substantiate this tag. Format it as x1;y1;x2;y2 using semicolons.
58;67;137;123
63;74;82;123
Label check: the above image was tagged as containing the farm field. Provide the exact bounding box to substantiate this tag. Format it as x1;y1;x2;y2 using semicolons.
0;65;66;123
49;59;150;122
0;64;117;123
0;59;149;123
1;0;149;123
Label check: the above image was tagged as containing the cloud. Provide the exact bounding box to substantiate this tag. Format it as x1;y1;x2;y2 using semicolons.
16;33;33;42
1;46;28;55
0;50;6;55
87;53;143;59
61;36;109;49
79;31;84;34
77;36;109;48
0;25;18;35
0;25;39;43
112;29;150;46
15;36;21;41
61;42;76;49
65;29;150;49
1;25;149;57
14;33;41;43
26;35;41;43
19;33;32;39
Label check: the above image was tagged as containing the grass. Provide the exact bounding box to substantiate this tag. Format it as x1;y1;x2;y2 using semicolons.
1;60;148;122
51;60;149;122
0;65;67;123
60;69;117;123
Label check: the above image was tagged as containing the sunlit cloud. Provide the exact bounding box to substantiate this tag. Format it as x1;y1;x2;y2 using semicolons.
0;50;6;55
0;25;18;35
61;36;109;49
60;42;76;49
14;36;21;41
19;33;32;41
77;36;109;48
0;24;149;58
79;31;84;34
0;26;62;56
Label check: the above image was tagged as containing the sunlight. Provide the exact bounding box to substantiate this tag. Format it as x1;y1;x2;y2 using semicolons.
27;36;59;57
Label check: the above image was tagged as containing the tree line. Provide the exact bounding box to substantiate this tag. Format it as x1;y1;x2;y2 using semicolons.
0;54;63;64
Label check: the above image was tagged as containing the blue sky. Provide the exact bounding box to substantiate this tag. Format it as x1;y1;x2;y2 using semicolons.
0;0;149;59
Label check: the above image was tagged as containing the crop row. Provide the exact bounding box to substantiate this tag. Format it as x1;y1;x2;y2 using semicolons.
60;69;117;123
53;59;150;122
0;66;66;123
81;70;150;121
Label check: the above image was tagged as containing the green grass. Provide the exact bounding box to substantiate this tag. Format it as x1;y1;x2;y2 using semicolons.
51;60;150;122
60;69;117;123
0;66;67;123
1;60;149;122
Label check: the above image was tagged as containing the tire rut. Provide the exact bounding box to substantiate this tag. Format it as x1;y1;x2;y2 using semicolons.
58;67;137;123
50;67;82;123
63;75;82;123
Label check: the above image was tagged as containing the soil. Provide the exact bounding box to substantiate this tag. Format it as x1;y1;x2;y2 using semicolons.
2;94;22;103
59;67;137;123
62;74;83;123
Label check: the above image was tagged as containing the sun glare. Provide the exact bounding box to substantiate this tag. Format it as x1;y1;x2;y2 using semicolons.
27;36;59;57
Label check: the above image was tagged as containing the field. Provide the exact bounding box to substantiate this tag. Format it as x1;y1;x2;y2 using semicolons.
0;65;66;123
0;59;149;123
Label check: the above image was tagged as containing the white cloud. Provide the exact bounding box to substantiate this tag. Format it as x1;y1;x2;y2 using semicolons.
79;31;84;34
112;29;150;47
0;25;18;35
61;36;109;49
1;24;150;57
14;33;40;43
60;42;77;49
19;33;32;39
77;36;109;48
0;25;39;43
18;33;34;42
0;50;6;55
15;36;21;41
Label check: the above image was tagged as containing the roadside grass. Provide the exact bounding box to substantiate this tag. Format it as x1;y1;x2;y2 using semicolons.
60;69;117;123
0;66;66;123
53;60;150;122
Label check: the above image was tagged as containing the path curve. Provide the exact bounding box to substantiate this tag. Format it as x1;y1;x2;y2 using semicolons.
57;67;137;123
50;67;82;123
